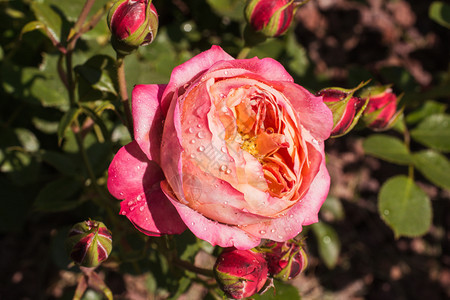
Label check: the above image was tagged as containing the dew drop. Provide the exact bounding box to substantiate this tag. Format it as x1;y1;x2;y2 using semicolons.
130;206;135;211
278;235;283;239
197;146;205;152
384;210;390;215
259;230;266;234
225;169;232;174
190;154;196;159
219;93;226;98
323;236;331;244
221;146;227;153
220;165;227;172
224;71;228;75
188;127;195;133
203;227;207;231
139;206;145;212
121;211;126;215
190;139;196;144
214;184;219;188
197;131;205;139
127;201;133;206
223;201;228;205
289;214;294;218
191;222;195;226
119;192;124;196
136;195;142;201
271;229;276;233
197;124;202;129
136;165;141;169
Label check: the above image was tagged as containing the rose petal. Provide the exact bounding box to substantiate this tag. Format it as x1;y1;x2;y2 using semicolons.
161;45;235;114
108;141;187;235
107;141;162;200
241;154;330;241
161;181;261;250
132;84;167;164
207;56;294;83
279;82;333;141
120;188;187;236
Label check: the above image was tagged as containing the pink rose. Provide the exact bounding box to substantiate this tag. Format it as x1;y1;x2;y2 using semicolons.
108;46;333;250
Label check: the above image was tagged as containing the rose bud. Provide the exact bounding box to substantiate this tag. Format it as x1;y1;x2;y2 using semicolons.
260;240;307;280
107;0;158;56
214;248;268;299
66;220;112;268
316;84;369;137
245;0;296;37
361;86;403;131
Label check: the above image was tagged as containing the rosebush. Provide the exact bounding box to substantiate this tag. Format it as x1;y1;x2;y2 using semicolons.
108;45;333;250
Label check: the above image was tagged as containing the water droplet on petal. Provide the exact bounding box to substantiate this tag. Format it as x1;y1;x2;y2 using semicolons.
223;201;228;205
197;146;205;152
197;124;202;129
259;230;266;234
137;195;142;201
220;165;227;172
197;131;205;139
224;71;228;76
221;146;227;153
271;229;276;233
119;192;124;196
190;154;196;159
225;169;232;174
188;127;194;133
191;222;195;226
139;206;145;212
323;236;331;244
278;235;283;239
289;214;294;218
130;206;135;211
190;139;196;144
127;201;133;206
219;93;226;98
214;184;219;188
121;211;127;215
137;165;141;169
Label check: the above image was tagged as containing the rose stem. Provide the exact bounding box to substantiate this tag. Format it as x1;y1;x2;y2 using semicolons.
116;54;134;138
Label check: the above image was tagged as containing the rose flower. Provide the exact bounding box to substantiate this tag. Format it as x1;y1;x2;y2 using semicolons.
108;46;333;250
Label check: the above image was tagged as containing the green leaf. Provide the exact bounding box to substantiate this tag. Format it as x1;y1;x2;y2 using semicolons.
40;150;78;176
34;177;83;212
57;107;81;145
363;134;412;165
410;114;450;152
252;281;300;300
406;100;447;125
429;1;450;28
75;55;118;102
378;176;432;238
206;0;246;21
413;150;450;190
15;128;40;152
20;20;47;37
30;1;64;44
320;196;345;221
311;222;341;269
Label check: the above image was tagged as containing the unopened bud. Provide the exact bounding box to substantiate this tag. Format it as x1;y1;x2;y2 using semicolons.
260;240;307;281
214;248;268;299
107;0;158;56
361;86;402;131
316;82;369;137
66;220;112;268
245;0;296;38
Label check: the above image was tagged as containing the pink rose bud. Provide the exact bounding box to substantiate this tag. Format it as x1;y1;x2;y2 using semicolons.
66;220;112;268
316;84;369;137
214;248;268;299
361;86;402;131
107;0;158;56
261;240;307;280
245;0;296;37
